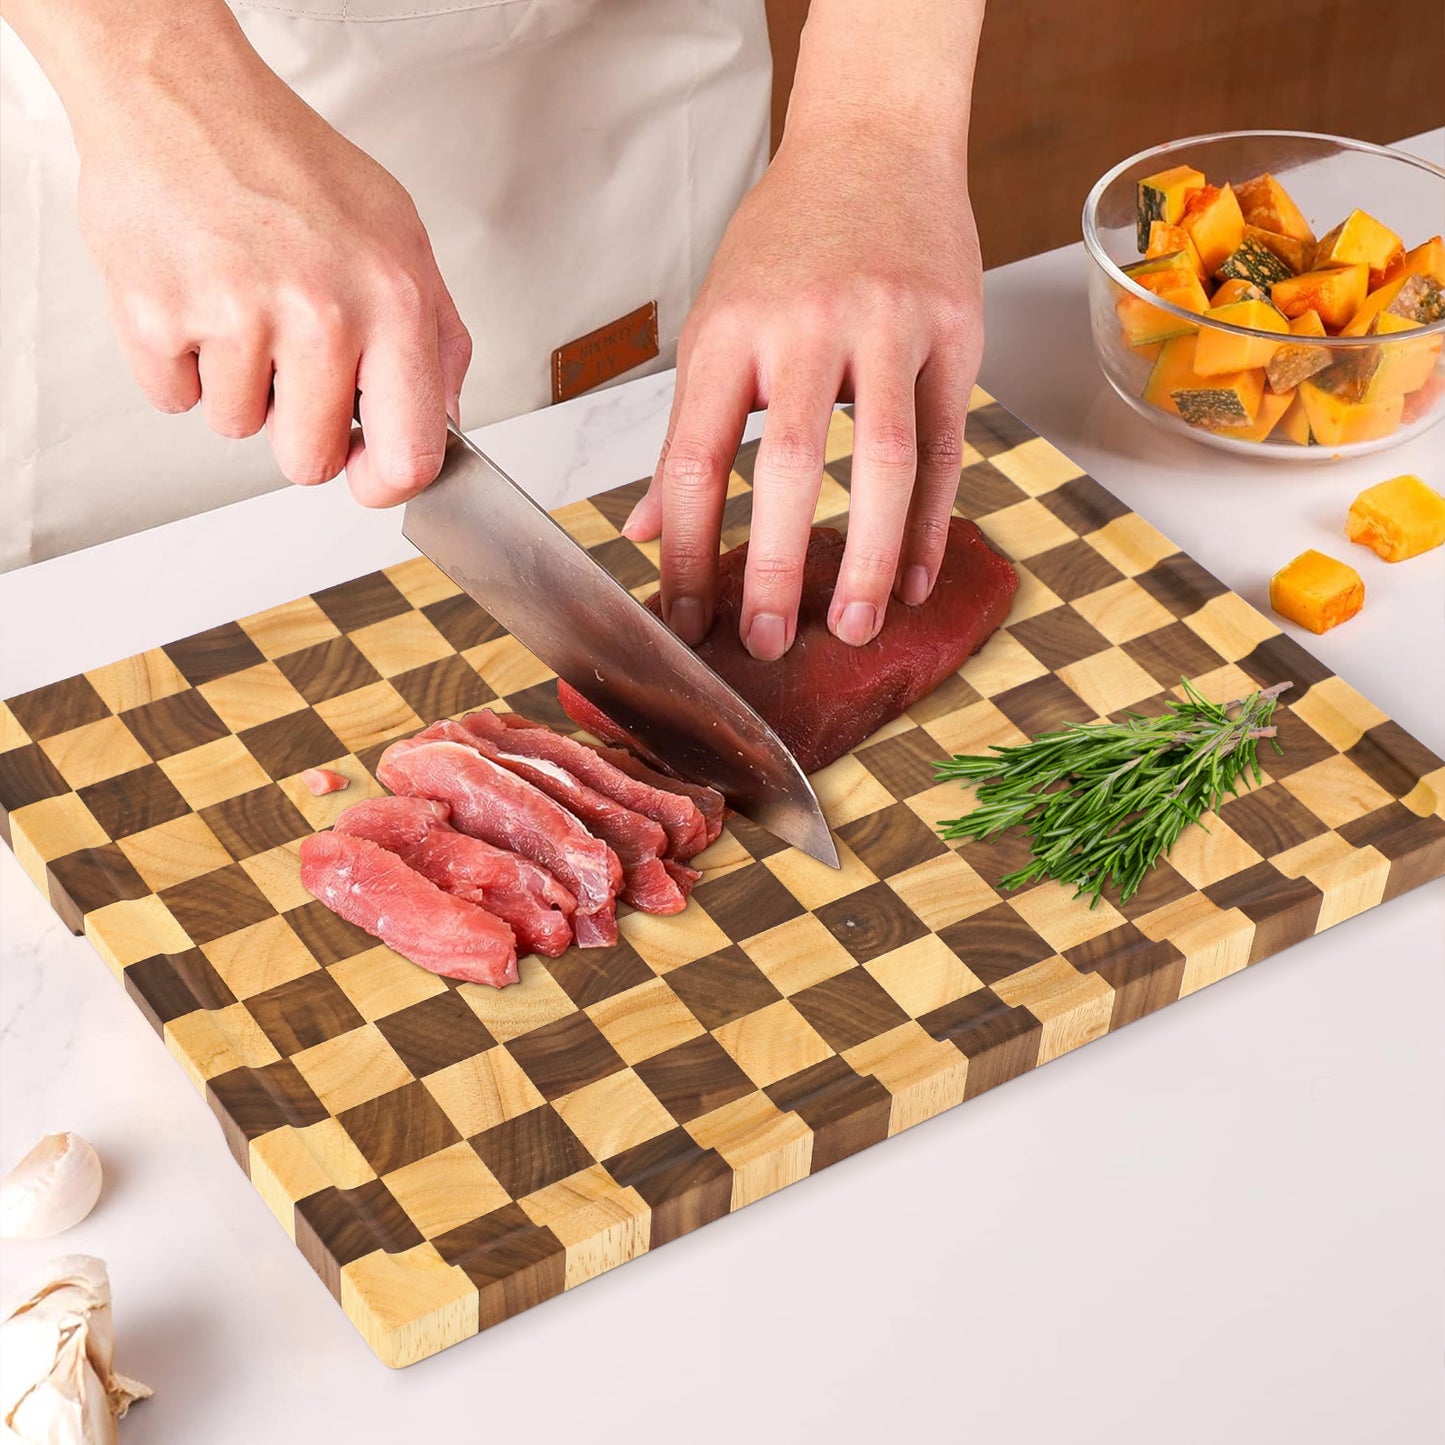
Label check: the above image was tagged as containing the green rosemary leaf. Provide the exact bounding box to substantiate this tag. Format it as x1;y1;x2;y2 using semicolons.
935;679;1290;906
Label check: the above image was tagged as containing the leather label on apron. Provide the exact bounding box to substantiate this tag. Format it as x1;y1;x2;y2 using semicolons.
552;301;659;404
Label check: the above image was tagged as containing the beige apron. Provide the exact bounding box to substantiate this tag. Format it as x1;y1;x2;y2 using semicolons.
0;0;770;571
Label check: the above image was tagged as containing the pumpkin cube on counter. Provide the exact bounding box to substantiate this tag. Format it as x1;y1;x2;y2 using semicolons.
1270;551;1365;634
1346;474;1445;562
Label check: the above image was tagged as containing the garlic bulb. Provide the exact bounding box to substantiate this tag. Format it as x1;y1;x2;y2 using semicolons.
0;1255;150;1444
0;1134;103;1240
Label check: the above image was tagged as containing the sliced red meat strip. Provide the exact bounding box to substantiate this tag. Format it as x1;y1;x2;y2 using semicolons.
377;734;621;947
333;795;575;958
662;859;701;898
461;709;711;860
299;830;518;987
559;518;1018;775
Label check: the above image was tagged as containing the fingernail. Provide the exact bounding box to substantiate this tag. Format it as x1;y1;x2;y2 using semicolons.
835;601;878;646
900;565;931;607
669;596;706;646
746;612;788;661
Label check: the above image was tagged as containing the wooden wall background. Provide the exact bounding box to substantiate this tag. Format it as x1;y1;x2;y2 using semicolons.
764;0;1445;268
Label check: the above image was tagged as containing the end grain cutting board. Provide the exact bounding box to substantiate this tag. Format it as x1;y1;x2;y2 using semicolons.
2;394;1441;1367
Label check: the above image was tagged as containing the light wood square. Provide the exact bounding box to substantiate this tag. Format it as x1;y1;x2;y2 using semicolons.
618;905;730;973
1183;592;1280;663
1175;907;1255;997
1007;565;1066;623
811;754;896;828
519;1166;651;1289
85;895;193;973
1073;579;1178;645
164;1003;281;1089
1162;812;1264;890
278;760;384;831
40;715;152;789
0;704;27;752
905;779;982;835
843;1022;969;1135
85;649;189;713
330;943;450;1019
384;555;461;609
460;955;576;1042
1272;829;1353;880
160;735;272;810
466;636;555;698
959;628;1050;699
889;851;999;931
350;610;454;679
1279;755;1395;830
824;405;856;462
552;1068;676;1159
340;1244;479;1369
423;1047;545;1137
1056;647;1161;718
239;841;312;913
978;498;1080;561
202;914;319;999
987;436;1084;495
713;999;834;1088
313;682;423;754
1307;846;1391;932
1007;880;1127;952
1133;890;1222;944
199;662;309;733
118;813;232;892
8;792;108;863
990;954;1114;1064
1086;513;1177;577
1291;677;1389;755
249;1125;365;1235
813;473;852;524
866;933;983;1018
1183;663;1262;711
748;913;856;995
1402;767;1445;821
239;596;340;659
294;1117;378;1189
920;697;1031;762
586;977;704;1065
293;1023;414;1114
686;1093;812;1209
550;499;621;549
385;1143;511;1238
764;839;876;911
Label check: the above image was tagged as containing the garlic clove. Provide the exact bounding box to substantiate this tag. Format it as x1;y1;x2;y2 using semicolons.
0;1134;104;1241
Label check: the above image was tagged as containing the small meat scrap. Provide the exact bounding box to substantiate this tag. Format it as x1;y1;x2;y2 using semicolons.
299;831;518;987
301;767;350;797
334;794;576;958
560;518;1018;774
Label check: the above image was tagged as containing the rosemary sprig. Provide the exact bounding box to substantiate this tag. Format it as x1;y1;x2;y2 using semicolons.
935;679;1291;907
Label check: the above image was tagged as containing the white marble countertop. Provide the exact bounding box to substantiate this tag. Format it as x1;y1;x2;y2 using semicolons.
2;133;1441;1445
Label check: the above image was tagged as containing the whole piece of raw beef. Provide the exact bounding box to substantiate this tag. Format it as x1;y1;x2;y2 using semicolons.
560;518;1017;774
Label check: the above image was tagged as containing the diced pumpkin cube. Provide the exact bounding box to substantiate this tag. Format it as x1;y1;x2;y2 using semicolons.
1136;164;1207;252
1346;474;1445;562
1145;221;1207;280
1312;208;1406;288
1385;274;1445;324
1172;365;1265;429
1298;378;1404;446
1181;183;1246;276
1211;278;1273;309
1193;299;1289;376
1235;174;1315;243
1123;252;1202;293
1278;392;1314;445
1242;224;1313;276
1116;275;1210;347
1141;334;1201;416
1270;551;1364;634
1265;310;1330;393
1384;235;1445;288
1215;235;1294;289
1340;274;1413;336
1271;263;1369;331
1357;312;1442;400
1220;387;1295;443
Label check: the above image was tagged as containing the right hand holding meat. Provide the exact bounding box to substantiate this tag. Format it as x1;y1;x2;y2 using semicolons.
70;14;470;506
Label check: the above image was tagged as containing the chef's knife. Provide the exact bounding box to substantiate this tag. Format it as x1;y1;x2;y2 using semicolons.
402;421;839;868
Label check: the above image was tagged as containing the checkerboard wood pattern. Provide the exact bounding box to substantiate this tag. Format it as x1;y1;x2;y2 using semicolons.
2;394;1442;1367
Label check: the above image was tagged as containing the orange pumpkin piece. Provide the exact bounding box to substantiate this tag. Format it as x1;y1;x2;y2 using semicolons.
1270;551;1364;634
1347;475;1445;562
1116;267;1211;347
1271;263;1368;331
1146;220;1207;279
1220;387;1295;443
1242;224;1312;276
1312;208;1406;289
1340;274;1413;336
1402;372;1445;425
1193;299;1289;376
1181;183;1245;275
1278;392;1314;445
1235;174;1315;243
1141;334;1200;416
1360;313;1442;399
1383;235;1445;288
1210;278;1272;308
1298;379;1403;446
1265;310;1330;394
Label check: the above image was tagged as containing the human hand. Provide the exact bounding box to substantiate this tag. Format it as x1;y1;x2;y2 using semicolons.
67;7;469;505
622;118;983;659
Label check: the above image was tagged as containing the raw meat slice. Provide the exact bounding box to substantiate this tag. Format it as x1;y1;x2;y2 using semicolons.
588;744;726;846
662;859;701;898
460;710;711;860
378;734;621;947
334;795;575;958
300;767;349;796
559;519;1018;774
299;830;518;987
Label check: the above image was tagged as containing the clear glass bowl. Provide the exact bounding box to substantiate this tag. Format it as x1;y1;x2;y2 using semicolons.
1082;131;1445;460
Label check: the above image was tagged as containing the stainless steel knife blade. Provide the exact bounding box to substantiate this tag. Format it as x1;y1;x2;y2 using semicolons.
402;422;839;868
